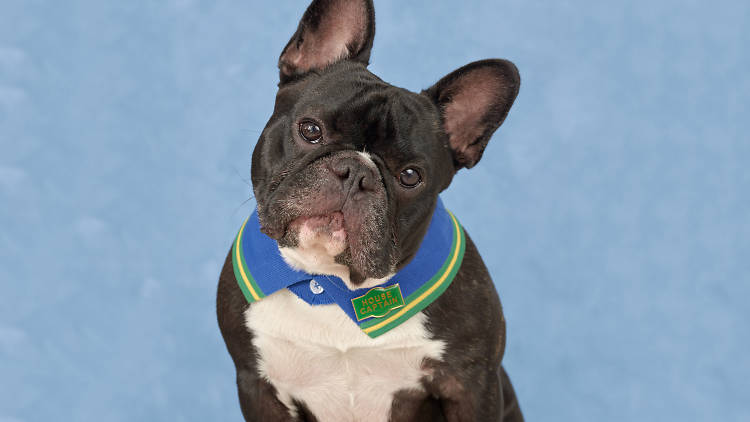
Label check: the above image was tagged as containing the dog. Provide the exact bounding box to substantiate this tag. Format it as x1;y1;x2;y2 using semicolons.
217;0;522;420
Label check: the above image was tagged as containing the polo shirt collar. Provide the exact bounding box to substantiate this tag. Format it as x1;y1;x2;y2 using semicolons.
231;197;465;338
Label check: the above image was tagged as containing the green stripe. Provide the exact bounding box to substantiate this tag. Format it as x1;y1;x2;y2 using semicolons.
365;225;465;338
360;218;460;329
237;238;266;299
359;216;465;336
232;221;266;302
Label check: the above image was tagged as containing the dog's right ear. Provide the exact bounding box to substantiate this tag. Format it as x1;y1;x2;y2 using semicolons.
425;59;520;170
279;0;375;83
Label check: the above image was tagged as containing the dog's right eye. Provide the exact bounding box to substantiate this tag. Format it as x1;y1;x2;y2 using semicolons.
299;121;322;144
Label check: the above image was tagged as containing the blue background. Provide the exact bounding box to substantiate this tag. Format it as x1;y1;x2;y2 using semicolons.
1;1;748;421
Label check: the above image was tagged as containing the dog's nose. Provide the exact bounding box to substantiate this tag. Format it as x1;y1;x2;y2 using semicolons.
331;157;378;193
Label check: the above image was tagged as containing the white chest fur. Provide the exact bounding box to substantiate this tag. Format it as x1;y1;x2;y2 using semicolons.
244;289;445;422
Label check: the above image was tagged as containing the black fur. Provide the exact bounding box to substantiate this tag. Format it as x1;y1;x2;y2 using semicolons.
217;0;523;420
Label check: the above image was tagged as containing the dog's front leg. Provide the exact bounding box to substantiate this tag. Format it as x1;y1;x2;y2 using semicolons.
425;363;522;422
235;367;301;422
218;253;302;422
433;375;491;422
432;370;524;422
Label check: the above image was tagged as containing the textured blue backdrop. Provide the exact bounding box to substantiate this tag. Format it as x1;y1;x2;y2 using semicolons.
1;1;748;421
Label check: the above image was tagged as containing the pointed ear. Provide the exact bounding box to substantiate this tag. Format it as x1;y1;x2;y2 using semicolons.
278;0;375;83
424;59;520;169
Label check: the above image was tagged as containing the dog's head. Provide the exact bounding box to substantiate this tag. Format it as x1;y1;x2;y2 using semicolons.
251;0;519;287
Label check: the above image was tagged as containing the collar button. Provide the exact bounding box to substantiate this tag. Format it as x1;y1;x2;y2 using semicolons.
309;279;325;295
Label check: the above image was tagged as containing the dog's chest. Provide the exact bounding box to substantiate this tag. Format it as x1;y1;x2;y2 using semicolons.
244;290;445;422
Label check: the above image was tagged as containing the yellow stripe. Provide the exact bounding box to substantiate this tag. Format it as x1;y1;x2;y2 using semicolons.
363;211;462;334
235;219;261;301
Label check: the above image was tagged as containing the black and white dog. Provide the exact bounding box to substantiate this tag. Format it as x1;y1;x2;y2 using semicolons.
217;0;523;420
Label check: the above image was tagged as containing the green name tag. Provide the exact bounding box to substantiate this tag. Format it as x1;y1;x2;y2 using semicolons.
351;284;405;321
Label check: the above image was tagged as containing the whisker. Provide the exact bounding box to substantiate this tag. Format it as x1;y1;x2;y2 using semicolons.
232;166;253;189
232;195;256;217
231;166;255;217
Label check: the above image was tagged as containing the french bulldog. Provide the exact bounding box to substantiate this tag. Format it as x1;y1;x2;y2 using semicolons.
217;0;523;420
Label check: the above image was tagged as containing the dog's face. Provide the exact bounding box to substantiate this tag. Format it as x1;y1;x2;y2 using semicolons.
251;0;519;286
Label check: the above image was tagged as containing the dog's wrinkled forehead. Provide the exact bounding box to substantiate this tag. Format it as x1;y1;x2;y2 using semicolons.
281;63;444;162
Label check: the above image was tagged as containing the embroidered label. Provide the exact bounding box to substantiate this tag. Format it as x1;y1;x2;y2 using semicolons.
351;284;405;321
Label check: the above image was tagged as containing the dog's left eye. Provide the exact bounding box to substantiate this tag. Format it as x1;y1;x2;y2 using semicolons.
399;168;422;187
299;121;322;143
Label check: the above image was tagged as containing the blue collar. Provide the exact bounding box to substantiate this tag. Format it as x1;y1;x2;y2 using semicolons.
231;198;465;338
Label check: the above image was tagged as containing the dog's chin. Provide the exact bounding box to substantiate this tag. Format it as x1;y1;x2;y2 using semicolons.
277;212;348;279
283;212;348;256
277;212;394;288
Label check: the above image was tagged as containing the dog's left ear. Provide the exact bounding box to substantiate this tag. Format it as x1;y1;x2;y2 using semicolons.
279;0;375;83
425;59;520;170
